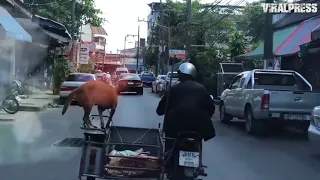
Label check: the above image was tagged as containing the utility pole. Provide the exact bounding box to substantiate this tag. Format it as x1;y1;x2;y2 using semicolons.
123;35;127;67
263;0;273;69
136;25;140;74
71;0;76;40
185;0;192;61
160;0;165;74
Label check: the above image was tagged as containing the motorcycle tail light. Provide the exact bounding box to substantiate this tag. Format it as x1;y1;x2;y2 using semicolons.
179;139;199;152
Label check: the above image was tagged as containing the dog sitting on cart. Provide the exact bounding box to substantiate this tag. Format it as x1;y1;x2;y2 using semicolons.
79;114;165;180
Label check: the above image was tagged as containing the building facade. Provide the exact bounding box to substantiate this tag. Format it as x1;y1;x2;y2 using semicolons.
91;26;108;52
147;2;161;47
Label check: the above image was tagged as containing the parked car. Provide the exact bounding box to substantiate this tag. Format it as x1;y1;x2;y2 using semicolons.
115;73;143;95
219;69;320;135
140;72;155;86
164;71;179;91
59;73;96;102
152;75;166;93
309;106;320;150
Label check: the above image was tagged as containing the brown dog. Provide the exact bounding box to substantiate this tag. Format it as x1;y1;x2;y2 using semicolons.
61;80;118;129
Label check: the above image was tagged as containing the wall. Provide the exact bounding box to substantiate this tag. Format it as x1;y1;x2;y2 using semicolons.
81;24;92;43
0;37;15;86
92;34;107;52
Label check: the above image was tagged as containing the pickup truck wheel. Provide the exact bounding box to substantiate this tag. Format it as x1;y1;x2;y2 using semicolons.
301;122;310;133
220;104;232;124
245;107;263;135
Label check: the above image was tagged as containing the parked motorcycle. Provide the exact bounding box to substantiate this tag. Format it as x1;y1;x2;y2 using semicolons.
1;80;21;114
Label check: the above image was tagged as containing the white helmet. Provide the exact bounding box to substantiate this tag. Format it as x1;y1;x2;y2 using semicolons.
178;62;196;77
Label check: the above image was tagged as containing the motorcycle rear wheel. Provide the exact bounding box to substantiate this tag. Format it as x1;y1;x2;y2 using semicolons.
2;98;19;114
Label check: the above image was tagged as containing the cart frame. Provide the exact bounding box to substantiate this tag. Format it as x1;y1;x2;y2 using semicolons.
78;115;165;180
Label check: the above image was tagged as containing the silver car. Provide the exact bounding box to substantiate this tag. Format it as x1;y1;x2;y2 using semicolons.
164;72;179;91
59;73;96;101
152;75;166;93
309;106;320;150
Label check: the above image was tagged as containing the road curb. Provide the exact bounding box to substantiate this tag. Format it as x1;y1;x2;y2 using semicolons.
19;98;60;112
0;118;15;122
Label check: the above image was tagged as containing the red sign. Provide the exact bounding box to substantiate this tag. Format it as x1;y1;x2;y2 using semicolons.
169;49;185;60
93;53;124;65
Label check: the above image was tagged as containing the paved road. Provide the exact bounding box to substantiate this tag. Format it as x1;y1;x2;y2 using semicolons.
0;88;320;180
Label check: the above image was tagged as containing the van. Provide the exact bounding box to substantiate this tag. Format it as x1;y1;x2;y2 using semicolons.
115;67;129;76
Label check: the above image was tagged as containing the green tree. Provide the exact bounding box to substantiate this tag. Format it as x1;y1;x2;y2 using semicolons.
79;59;95;73
23;0;104;35
228;31;247;61
53;55;70;94
150;0;244;78
241;2;265;43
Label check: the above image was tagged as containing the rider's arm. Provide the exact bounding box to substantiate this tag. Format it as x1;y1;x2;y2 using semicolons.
201;89;215;117
156;92;167;116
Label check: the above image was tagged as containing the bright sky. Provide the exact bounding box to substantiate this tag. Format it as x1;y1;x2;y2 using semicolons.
94;0;255;54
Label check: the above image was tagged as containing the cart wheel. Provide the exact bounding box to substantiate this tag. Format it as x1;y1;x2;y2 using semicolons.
158;173;165;180
158;169;165;180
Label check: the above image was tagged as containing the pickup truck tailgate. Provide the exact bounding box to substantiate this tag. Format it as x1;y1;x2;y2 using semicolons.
269;90;320;113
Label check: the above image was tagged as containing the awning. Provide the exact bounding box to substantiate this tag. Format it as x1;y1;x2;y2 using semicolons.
311;23;320;40
32;15;72;40
42;29;70;43
0;6;32;42
275;16;320;56
236;25;297;60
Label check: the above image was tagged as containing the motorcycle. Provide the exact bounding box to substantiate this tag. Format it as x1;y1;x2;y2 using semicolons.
1;80;21;114
158;82;164;97
168;131;207;180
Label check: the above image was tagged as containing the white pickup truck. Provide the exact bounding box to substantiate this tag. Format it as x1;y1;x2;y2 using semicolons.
219;69;320;135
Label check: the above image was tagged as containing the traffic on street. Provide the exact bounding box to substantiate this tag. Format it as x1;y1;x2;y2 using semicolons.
1;87;320;180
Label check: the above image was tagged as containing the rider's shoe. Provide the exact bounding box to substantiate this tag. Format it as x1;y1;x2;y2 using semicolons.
198;167;207;177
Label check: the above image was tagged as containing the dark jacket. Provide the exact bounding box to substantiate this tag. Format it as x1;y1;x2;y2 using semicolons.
156;80;216;141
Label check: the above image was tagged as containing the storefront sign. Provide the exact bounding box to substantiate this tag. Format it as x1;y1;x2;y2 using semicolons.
79;43;89;64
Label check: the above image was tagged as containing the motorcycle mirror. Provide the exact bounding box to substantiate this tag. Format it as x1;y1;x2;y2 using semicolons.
210;95;214;100
223;83;229;89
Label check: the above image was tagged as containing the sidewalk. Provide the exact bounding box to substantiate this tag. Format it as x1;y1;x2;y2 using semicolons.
19;90;59;112
0;90;58;122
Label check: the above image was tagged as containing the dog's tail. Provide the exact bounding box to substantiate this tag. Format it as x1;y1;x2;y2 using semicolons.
62;89;78;115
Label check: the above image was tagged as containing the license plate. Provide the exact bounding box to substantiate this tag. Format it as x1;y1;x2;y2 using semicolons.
179;151;199;167
15;96;21;102
285;114;304;120
128;82;134;85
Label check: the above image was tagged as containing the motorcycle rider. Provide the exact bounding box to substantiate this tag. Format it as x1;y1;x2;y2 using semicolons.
156;62;216;174
106;72;112;85
106;72;111;79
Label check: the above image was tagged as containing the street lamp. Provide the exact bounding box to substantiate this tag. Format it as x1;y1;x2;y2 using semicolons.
123;33;139;73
